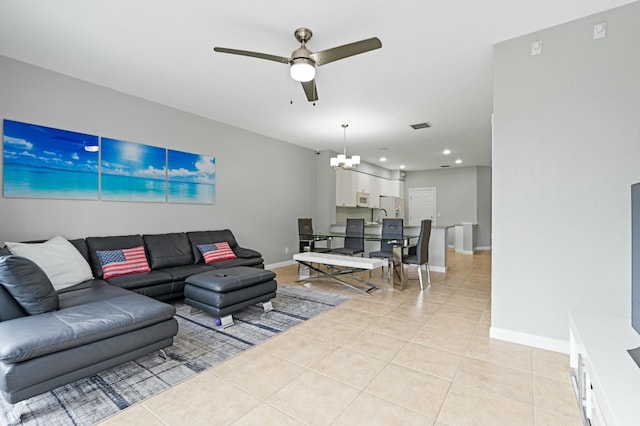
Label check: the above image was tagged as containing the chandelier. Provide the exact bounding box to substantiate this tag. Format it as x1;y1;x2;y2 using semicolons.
330;124;360;170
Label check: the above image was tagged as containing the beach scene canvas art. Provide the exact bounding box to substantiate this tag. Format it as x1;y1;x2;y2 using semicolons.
100;138;167;202
167;149;215;204
2;119;99;200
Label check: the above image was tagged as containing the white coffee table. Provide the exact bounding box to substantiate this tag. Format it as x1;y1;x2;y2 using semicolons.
293;252;386;295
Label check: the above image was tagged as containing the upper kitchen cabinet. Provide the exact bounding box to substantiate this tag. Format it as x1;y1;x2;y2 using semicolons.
336;169;357;206
356;173;380;208
380;178;405;198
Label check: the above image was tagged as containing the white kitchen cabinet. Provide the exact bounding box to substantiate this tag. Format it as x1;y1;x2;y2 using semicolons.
369;178;380;208
356;173;380;208
335;169;357;206
356;172;372;193
379;178;392;196
380;178;404;198
391;179;405;198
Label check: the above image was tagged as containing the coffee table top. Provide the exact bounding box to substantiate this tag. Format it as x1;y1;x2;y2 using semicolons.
293;252;386;270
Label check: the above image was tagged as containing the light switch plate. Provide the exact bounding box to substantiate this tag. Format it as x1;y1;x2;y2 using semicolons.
531;40;542;56
594;22;607;39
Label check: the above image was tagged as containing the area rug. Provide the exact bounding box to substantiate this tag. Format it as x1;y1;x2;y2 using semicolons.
0;285;348;426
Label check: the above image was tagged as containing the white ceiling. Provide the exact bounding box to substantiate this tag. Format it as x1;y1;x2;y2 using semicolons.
0;0;635;171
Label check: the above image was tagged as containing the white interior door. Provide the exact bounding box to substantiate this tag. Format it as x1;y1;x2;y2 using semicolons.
409;187;436;226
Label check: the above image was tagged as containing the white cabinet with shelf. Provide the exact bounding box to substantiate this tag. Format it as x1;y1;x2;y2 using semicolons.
356;173;380;208
335;169;357;207
569;312;640;425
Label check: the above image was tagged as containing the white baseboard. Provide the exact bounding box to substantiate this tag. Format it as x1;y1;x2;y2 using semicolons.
430;265;447;273
455;249;475;255
447;245;491;251
490;326;569;354
266;259;296;270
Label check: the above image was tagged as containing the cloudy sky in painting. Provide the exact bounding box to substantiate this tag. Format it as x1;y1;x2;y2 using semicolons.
3;119;99;172
100;137;166;180
167;149;215;184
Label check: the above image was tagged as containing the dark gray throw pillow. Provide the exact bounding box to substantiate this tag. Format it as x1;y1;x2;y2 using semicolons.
0;255;59;314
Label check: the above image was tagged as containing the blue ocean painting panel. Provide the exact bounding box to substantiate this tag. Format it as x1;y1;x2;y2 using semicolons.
100;137;167;202
3;119;99;199
167;149;215;204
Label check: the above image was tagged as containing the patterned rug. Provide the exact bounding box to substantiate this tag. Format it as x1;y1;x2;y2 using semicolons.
0;285;348;426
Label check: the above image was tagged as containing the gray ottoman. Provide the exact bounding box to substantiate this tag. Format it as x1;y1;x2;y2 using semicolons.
184;266;277;327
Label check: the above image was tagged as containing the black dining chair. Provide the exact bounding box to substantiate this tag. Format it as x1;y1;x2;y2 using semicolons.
369;218;403;281
402;219;432;290
330;218;365;256
298;218;330;253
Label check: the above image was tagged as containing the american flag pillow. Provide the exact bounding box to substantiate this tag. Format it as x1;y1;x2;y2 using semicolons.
96;246;151;279
197;242;237;263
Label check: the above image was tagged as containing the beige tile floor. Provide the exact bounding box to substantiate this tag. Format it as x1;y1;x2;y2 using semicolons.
98;250;582;425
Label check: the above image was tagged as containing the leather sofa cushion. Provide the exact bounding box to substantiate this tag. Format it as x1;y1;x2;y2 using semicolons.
68;238;90;263
0;256;59;315
0;284;26;322
187;230;240;264
86;235;146;278
159;264;213;281
105;270;173;291
0;292;176;364
143;233;194;269
57;279;133;308
204;256;264;269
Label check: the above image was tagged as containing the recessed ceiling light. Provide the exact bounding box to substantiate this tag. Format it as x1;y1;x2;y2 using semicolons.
379;147;387;162
443;149;451;155
455;159;462;164
399;165;405;169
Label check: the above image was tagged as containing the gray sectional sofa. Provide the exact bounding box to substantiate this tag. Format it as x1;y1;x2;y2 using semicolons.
0;229;265;422
82;229;264;300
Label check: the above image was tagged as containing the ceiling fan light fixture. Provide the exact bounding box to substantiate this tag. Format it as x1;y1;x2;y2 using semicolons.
289;58;315;82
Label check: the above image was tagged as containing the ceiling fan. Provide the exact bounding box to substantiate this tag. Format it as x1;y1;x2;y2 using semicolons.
214;28;382;102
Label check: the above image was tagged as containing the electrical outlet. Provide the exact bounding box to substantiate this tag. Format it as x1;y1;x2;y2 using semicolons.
284;247;289;254
531;40;542;56
593;22;607;40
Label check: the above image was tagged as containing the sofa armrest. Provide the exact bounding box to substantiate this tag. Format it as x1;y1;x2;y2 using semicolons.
233;246;262;258
0;293;175;364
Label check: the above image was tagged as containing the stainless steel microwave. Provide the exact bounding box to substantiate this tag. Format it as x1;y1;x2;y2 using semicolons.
356;190;370;207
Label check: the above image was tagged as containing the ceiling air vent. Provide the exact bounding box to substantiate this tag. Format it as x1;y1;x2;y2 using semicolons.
410;122;432;130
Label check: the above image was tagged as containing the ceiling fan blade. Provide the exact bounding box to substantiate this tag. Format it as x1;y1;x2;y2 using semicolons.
213;47;290;64
301;80;318;102
310;37;382;66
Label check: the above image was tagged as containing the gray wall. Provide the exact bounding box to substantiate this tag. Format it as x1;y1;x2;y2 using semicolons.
0;56;317;265
476;166;492;249
492;2;640;351
405;166;492;248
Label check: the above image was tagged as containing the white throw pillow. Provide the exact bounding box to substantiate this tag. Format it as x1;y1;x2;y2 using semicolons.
6;236;94;291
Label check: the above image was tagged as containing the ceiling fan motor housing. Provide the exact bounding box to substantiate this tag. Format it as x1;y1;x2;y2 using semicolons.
294;28;313;44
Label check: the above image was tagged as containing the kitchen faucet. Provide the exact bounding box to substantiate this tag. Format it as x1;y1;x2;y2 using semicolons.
376;208;388;223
